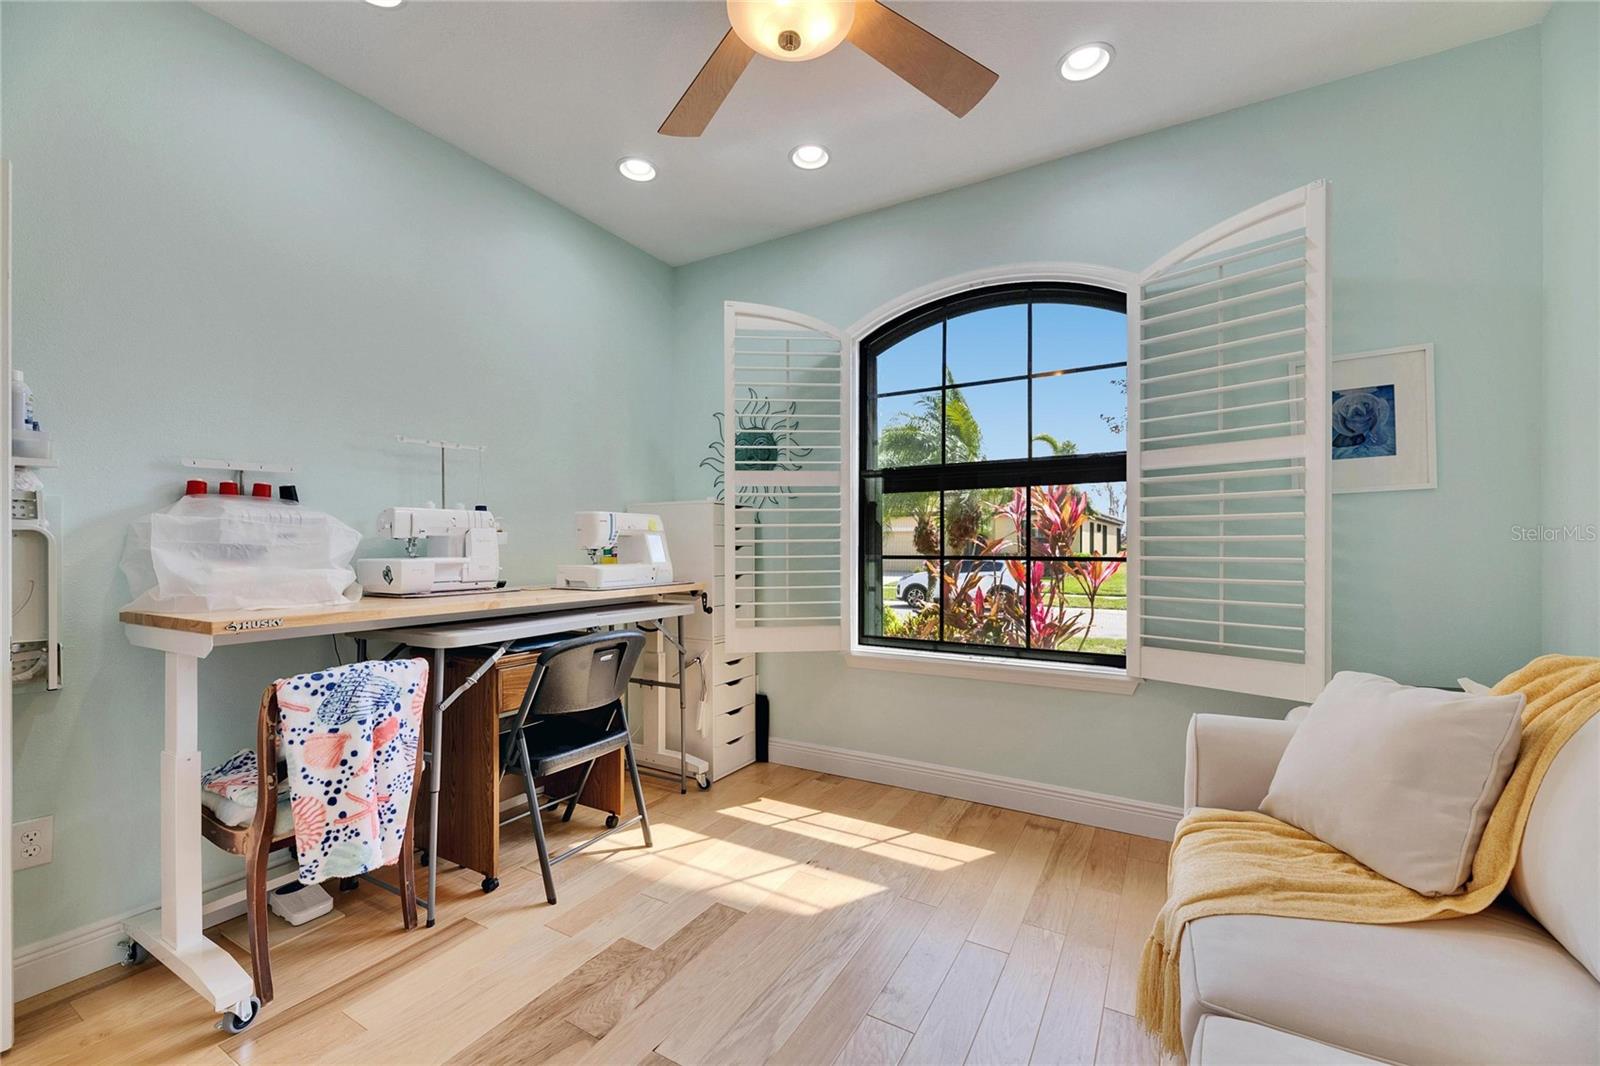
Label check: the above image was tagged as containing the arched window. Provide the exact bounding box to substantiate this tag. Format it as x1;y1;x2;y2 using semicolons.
859;282;1129;666
725;185;1329;698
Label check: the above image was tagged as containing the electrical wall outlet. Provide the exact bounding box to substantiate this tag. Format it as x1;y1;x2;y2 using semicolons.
14;816;53;870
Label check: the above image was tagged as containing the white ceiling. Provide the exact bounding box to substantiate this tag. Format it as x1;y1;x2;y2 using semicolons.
203;0;1545;265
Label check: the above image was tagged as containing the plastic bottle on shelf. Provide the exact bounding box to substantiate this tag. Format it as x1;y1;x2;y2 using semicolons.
12;370;33;437
10;370;53;459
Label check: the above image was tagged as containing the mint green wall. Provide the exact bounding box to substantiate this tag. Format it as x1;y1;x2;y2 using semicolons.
670;29;1550;805
1;2;675;945
0;2;1582;957
1540;2;1600;653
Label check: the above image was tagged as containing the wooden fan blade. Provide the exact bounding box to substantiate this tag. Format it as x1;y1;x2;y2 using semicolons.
848;0;997;118
659;29;756;137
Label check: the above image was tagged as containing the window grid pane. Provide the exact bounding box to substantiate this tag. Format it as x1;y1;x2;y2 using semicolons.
863;283;1128;667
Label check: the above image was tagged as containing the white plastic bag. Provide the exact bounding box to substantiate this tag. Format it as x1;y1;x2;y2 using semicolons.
122;495;362;612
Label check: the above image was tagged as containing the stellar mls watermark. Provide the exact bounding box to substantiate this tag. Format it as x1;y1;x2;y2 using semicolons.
1510;524;1599;542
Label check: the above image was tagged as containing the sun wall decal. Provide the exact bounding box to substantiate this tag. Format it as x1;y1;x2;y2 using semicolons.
700;388;816;507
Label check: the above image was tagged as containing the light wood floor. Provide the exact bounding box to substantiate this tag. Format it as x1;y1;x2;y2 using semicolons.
9;762;1170;1065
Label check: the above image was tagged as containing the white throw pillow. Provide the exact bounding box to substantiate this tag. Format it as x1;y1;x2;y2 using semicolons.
1261;671;1524;895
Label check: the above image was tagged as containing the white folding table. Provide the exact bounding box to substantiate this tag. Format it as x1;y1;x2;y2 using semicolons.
119;582;705;1030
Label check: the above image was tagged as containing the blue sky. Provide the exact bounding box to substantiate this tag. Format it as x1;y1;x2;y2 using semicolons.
876;302;1128;460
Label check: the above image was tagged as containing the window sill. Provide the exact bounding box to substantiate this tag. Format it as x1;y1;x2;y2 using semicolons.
845;643;1141;694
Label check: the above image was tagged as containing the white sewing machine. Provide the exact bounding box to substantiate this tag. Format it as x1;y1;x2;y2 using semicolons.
356;506;504;596
555;511;674;590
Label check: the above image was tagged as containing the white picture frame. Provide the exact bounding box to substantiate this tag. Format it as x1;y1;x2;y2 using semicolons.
1330;344;1437;494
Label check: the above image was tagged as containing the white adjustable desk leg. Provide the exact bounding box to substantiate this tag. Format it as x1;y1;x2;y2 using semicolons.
162;653;202;947
676;614;687;794
124;645;255;1016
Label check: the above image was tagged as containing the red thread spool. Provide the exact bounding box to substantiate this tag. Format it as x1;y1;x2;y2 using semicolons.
218;481;240;496
185;479;208;496
251;483;272;498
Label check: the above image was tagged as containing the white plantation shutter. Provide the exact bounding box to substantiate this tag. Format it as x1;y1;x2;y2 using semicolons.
1128;182;1331;701
723;302;846;653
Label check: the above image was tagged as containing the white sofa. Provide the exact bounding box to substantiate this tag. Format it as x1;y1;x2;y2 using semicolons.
1179;707;1600;1065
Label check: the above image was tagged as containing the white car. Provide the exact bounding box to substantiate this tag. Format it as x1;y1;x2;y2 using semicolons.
894;559;1021;610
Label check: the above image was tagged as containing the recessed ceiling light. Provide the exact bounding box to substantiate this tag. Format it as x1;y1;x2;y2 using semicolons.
364;0;404;8
617;157;657;182
790;144;830;170
1059;42;1114;82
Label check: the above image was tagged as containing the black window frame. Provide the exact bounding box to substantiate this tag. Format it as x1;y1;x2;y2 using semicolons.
858;282;1130;668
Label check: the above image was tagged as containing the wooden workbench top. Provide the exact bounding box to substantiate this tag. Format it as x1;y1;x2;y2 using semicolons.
119;582;706;637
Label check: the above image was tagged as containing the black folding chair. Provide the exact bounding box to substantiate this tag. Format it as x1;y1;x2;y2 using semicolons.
498;629;652;904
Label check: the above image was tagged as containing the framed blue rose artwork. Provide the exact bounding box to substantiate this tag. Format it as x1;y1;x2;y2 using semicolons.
1330;345;1436;493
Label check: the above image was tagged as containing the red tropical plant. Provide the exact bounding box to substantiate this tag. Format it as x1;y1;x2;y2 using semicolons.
904;535;1024;647
1007;483;1088;558
1015;483;1123;650
1066;555;1123;651
898;485;1106;651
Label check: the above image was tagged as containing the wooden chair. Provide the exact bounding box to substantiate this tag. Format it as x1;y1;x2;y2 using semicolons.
200;683;425;1004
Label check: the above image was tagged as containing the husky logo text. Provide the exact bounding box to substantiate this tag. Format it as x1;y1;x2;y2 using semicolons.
224;618;284;633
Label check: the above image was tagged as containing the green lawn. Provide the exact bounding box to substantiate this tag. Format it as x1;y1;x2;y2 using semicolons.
1071;636;1129;655
1059;567;1125;609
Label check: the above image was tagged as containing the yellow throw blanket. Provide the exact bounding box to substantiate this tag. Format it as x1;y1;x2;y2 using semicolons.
1136;654;1600;1057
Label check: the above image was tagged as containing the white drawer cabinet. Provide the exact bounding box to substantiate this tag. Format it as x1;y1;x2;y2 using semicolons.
629;500;759;783
713;673;756;715
713;701;754;743
717;731;757;775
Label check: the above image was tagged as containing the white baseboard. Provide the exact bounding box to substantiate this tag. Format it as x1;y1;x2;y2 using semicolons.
766;738;1181;841
14;855;295;1002
12;920;129;1002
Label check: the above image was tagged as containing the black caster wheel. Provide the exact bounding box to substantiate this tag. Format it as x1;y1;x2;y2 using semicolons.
122;940;150;967
219;997;261;1034
339;877;359;892
481;876;500;893
417;850;429;868
697;777;711;791
605;815;620;829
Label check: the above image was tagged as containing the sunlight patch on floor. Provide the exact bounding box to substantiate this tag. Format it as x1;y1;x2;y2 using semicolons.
730;796;826;821
861;838;962;871
715;796;994;874
495;791;995;920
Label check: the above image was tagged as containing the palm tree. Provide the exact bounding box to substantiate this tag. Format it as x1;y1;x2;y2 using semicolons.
1031;432;1078;456
878;374;982;555
879;373;981;467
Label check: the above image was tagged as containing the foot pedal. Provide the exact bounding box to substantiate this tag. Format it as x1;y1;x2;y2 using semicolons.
269;882;334;926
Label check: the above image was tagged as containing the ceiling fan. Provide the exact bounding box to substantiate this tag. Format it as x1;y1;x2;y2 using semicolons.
660;0;998;137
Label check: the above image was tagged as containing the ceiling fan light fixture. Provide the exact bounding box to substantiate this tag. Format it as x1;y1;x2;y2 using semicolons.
727;0;856;62
790;143;830;169
1059;42;1114;82
617;157;658;182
